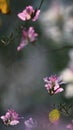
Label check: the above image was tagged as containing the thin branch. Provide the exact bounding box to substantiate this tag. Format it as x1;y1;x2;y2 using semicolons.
39;0;45;9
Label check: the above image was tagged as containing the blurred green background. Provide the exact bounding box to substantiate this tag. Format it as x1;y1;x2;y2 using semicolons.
0;0;73;130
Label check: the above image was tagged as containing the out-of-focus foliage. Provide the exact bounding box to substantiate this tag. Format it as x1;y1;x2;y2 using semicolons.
0;0;73;130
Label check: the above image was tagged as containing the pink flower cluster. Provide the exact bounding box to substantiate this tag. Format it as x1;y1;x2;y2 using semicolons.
17;5;40;21
17;27;38;51
0;109;37;128
0;109;21;126
43;75;64;95
17;5;40;51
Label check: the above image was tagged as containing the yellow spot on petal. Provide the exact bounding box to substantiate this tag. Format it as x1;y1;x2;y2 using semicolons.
49;109;60;123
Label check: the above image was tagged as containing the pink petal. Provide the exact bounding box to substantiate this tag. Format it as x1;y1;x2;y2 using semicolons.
55;88;64;94
17;12;26;21
0;116;5;120
10;120;19;125
32;10;40;21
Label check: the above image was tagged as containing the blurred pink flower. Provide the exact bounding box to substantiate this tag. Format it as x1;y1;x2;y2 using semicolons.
43;75;64;95
24;117;37;130
66;120;73;130
0;109;22;126
17;5;40;21
66;124;72;129
17;27;38;51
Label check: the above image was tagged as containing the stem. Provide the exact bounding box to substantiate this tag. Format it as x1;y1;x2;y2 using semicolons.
39;0;45;9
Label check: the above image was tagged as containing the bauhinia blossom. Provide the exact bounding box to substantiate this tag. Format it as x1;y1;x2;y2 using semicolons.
43;75;64;95
17;5;40;21
17;27;38;51
0;109;22;126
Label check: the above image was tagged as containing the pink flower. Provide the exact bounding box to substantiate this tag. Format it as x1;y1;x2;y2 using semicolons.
66;120;73;130
0;109;22;126
17;27;38;51
24;117;37;129
43;75;64;95
17;5;40;21
66;124;72;129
